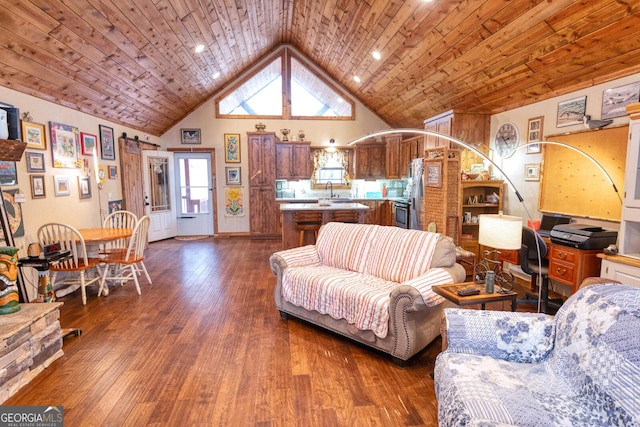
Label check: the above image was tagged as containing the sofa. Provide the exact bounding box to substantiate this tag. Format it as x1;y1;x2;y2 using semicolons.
269;222;466;365
434;281;640;426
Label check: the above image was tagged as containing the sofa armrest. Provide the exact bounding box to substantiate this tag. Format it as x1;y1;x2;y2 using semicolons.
402;268;453;307
270;245;321;273
442;308;555;363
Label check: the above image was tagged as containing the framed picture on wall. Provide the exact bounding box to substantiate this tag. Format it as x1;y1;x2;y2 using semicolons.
21;121;47;150
99;124;116;161
225;167;241;185
78;176;91;199
53;176;70;196
108;165;117;179
425;161;442;188
525;163;541;181
526;116;543;154
224;133;241;163
556;96;586;128
601;81;640;119
181;128;201;144
26;152;46;173
80;132;98;156
30;175;46;199
49;121;81;168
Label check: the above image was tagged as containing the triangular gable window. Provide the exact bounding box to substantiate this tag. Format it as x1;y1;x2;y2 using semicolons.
216;47;354;120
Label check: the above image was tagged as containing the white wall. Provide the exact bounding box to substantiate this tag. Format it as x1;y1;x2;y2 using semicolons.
491;72;640;230
159;93;389;234
0;86;160;300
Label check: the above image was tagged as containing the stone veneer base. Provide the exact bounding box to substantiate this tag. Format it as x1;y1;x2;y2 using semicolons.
0;303;64;403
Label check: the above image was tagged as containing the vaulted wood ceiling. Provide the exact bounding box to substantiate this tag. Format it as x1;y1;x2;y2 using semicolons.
1;0;639;136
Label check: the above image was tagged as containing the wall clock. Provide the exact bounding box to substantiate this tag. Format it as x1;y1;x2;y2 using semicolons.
494;122;519;158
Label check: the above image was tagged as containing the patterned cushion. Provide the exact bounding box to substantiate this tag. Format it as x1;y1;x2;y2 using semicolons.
363;225;440;283
435;283;640;427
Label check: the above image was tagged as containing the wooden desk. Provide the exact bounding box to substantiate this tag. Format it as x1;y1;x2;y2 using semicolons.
497;240;602;295
432;282;518;311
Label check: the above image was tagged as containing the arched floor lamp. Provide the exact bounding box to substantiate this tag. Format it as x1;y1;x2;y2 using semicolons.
347;129;621;313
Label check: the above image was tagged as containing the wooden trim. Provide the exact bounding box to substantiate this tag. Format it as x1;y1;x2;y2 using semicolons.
627;102;640;120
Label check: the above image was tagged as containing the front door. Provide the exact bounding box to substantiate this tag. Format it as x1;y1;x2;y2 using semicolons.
142;150;177;242
174;152;214;236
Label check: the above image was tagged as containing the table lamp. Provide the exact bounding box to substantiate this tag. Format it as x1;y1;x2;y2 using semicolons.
478;213;523;292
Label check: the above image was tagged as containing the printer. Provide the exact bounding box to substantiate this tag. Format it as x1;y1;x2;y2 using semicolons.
549;223;618;250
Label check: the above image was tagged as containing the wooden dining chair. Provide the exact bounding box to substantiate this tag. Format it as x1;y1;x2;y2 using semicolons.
98;215;152;297
294;211;323;246
37;223;102;305
331;210;360;223
102;210;138;251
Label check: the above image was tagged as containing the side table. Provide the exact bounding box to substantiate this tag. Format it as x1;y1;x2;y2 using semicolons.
432;281;518;312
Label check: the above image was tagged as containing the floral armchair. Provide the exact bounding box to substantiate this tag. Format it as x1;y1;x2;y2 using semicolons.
434;281;640;426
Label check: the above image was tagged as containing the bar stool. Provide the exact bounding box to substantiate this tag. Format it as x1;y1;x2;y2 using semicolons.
332;210;359;223
295;211;323;246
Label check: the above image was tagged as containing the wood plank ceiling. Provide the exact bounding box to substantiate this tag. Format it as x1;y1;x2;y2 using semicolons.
1;0;639;136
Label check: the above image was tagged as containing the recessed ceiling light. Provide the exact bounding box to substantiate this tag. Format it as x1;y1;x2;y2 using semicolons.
195;44;204;53
372;51;381;60
353;76;361;83
212;71;220;79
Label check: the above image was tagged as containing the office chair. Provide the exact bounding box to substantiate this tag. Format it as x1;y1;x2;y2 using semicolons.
518;226;563;314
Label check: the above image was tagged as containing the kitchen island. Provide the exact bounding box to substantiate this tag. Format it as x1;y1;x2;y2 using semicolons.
280;202;370;249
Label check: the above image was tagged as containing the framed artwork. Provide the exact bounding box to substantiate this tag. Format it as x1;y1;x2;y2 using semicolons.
78;176;91;199
0;161;17;185
108;165;117;179
601;81;640;119
30;175;46;199
53;176;70;196
0;189;24;238
49;121;81;168
425;161;442;188
525;163;540;181
99;124;116;161
21;121;47;150
224;133;241;163
181;128;201;144
26;152;46;173
556;96;587;128
108;199;123;213
526;116;543;154
225;167;241;185
80;132;98;156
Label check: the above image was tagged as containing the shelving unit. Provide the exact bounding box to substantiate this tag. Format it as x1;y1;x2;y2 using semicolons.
459;180;504;255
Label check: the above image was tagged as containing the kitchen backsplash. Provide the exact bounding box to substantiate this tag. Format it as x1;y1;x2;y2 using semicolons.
276;179;406;199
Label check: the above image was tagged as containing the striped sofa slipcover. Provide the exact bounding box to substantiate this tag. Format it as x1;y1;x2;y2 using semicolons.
270;222;466;365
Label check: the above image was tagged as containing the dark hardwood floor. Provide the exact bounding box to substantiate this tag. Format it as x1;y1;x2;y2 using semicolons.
7;237;528;426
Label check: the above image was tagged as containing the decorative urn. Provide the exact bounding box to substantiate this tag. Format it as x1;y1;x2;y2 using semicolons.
280;129;290;141
297;130;305;141
255;122;266;132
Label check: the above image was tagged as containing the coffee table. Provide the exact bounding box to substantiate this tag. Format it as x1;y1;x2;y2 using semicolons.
432;281;518;312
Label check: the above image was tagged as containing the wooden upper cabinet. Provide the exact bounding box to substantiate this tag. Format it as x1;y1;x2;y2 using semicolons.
424;110;490;172
248;132;276;186
400;136;424;177
276;142;312;180
384;134;401;179
355;143;385;179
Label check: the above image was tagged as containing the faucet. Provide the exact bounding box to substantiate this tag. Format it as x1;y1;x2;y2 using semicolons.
325;181;334;198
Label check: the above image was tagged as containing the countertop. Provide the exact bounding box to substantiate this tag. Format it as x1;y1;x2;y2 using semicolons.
279;202;370;211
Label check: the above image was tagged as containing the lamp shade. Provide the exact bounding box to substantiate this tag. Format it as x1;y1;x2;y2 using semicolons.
478;214;523;250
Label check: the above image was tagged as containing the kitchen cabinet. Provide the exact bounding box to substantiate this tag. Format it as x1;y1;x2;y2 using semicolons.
384;134;401;179
424;110;490;173
276;141;312;179
248;132;278;238
356;200;393;225
400;136;424;177
355;143;385;179
459;180;503;255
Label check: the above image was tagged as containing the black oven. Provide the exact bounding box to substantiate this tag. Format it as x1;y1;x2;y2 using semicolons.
394;200;410;228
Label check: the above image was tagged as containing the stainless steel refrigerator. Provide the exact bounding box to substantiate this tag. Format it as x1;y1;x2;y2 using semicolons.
409;158;424;230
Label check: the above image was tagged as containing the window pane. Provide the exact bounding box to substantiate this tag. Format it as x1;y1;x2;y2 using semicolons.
291;57;353;117
178;158;210;214
218;58;282;116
